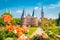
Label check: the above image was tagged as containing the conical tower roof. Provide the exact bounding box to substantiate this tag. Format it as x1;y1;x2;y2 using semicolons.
21;9;26;18
5;8;11;13
32;9;37;17
41;1;44;18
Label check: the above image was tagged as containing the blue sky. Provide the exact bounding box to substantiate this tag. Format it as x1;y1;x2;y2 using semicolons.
0;0;60;19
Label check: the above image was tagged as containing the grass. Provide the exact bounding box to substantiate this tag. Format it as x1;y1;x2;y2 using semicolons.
26;27;38;37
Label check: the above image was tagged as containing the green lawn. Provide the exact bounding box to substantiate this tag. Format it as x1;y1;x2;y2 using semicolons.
26;27;37;37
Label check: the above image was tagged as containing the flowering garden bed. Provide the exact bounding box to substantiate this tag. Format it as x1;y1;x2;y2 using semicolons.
0;13;30;40
0;12;60;40
0;26;38;40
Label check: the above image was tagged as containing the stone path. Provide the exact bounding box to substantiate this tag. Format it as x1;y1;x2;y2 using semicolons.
30;27;44;38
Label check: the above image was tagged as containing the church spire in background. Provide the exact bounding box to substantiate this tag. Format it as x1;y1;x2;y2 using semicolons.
5;8;11;13
5;8;8;13
32;9;37;17
21;9;26;18
41;0;44;18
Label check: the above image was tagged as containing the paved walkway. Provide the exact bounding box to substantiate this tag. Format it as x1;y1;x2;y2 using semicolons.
30;27;44;38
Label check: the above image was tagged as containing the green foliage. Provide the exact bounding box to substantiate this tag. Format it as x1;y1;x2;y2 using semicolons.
1;12;13;17
0;29;17;40
5;37;17;40
11;18;21;25
32;35;50;40
0;17;6;27
5;38;13;40
0;17;21;27
56;13;60;26
40;23;60;40
58;13;60;19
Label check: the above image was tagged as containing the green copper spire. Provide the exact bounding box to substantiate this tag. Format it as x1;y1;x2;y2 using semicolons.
5;8;11;14
32;9;37;17
41;0;44;18
21;9;26;18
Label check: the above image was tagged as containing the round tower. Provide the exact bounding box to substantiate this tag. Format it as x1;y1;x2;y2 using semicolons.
21;9;27;26
31;9;38;27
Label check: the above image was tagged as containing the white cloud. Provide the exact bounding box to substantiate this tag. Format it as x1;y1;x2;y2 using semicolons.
47;1;60;9
48;5;55;9
34;7;39;10
42;1;60;9
16;10;22;13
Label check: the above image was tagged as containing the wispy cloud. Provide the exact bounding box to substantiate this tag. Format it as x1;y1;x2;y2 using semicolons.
48;4;56;8
47;1;60;9
34;7;39;10
16;10;22;13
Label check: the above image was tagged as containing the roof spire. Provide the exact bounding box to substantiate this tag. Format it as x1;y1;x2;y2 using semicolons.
5;8;8;13
9;10;11;14
41;0;44;18
5;8;11;13
32;9;37;17
21;9;26;18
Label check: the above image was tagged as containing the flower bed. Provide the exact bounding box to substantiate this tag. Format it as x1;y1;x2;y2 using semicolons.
0;13;29;40
0;25;29;40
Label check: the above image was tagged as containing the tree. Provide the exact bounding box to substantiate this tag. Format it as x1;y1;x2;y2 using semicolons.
56;13;60;26
59;13;60;19
11;18;21;25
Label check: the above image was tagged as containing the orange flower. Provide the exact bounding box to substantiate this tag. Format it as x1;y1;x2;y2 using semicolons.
5;24;14;31
2;15;7;19
2;14;13;23
22;26;29;33
14;25;21;32
54;37;58;40
18;37;23;40
17;31;23;37
0;28;2;30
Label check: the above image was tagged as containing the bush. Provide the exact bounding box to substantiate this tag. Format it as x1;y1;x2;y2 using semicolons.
0;29;17;40
32;35;50;40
